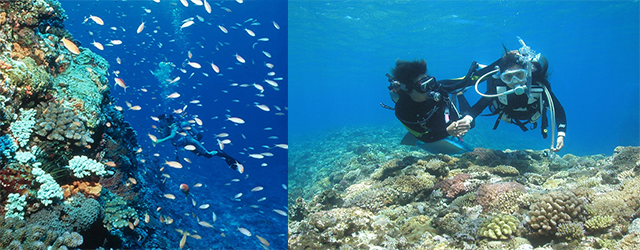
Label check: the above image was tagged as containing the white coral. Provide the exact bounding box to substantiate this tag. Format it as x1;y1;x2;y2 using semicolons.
65;155;106;178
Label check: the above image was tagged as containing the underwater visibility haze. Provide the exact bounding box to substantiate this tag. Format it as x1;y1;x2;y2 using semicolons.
289;1;640;249
0;0;287;249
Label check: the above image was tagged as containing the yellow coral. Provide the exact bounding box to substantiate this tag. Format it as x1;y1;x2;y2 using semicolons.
477;214;519;240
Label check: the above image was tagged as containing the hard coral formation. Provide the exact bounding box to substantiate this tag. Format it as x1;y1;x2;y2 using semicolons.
434;173;472;198
555;222;585;241
475;182;526;213
584;215;614;231
527;191;588;236
33;101;95;147
477;214;519;240
290;129;640;250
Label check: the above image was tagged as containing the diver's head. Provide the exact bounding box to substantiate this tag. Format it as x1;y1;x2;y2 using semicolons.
391;59;439;100
498;51;529;88
158;113;179;126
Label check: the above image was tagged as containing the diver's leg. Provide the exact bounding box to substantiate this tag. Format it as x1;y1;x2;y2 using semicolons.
184;137;214;158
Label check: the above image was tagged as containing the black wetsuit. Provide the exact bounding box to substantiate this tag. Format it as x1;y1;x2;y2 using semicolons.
464;58;567;136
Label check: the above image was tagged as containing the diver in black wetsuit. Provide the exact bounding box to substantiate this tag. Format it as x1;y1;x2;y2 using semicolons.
154;114;242;171
461;38;567;152
386;59;475;154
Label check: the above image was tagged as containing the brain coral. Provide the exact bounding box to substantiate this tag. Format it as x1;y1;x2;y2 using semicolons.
527;191;588;236
477;214;519;240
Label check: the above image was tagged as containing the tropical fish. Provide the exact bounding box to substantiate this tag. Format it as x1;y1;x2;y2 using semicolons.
273;209;287;216
234;193;242;199
114;78;127;91
210;62;220;73
253;83;264;93
244;28;255;36
255;104;269;112
180;0;188;7
194;117;203;126
236;162;244;174
198;221;214;228
164;160;183;169
61;38;80;54
257;197;266;202
204;0;211;13
181;20;194;29
88;15;104;25
184;145;196;151
256;235;270;247
91;41;104;50
264;79;278;87
251;186;263;192
262;51;271;58
144;213;150;223
164;194;176;200
227;117;245;124
148;134;157;142
137;22;145;33
110;40;123;45
166;92;181;99
238;227;251;237
261;152;274;157
187;61;201;69
235;53;245;63
193;183;203;188
218;25;228;33
199;204;210;209
275;144;288;149
273;21;280;29
249;154;264;159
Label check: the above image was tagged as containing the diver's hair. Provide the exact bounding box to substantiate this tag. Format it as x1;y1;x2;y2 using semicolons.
498;51;525;72
391;59;427;86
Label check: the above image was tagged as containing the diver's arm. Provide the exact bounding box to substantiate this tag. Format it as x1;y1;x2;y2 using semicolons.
545;85;567;152
154;125;177;145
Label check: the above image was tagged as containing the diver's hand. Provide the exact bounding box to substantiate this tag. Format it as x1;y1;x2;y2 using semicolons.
447;119;470;137
552;135;564;152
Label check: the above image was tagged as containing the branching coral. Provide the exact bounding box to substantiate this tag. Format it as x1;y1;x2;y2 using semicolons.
555;222;585;241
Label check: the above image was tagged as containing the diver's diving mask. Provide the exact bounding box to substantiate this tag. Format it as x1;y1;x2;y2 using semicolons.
500;68;528;87
415;75;438;93
414;75;441;101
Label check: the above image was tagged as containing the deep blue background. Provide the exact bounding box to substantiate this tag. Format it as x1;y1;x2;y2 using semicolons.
59;0;287;248
289;0;640;156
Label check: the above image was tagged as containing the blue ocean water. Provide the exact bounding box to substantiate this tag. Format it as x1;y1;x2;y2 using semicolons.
60;0;287;248
289;0;639;156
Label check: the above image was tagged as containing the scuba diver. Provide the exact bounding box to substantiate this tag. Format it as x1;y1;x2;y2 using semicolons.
153;113;242;172
461;37;567;152
383;59;476;154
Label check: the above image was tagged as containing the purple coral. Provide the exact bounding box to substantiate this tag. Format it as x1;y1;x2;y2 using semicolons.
435;173;472;198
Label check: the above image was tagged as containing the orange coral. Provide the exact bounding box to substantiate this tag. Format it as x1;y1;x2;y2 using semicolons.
62;181;102;198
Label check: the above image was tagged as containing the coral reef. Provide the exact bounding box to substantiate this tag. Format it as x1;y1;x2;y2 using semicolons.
289;122;640;249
